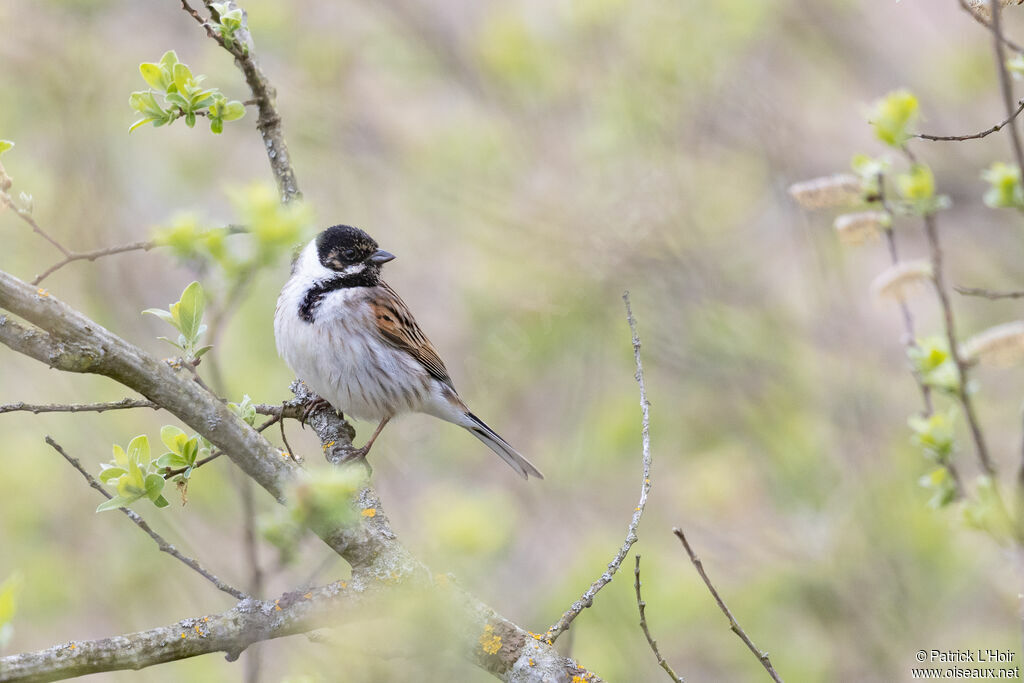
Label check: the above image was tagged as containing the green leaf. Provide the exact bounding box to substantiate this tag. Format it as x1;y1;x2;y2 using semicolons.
981;162;1024;209
0;573;23;626
194;345;214;359
0;140;13;156
176;281;205;343
129;117;158;133
185;112;196;128
112;443;129;467
868;90;919;147
210;118;224;135
222;101;245;122
145;473;166;502
143;308;176;326
126;434;151;469
96;496;132;513
173;62;194;94
128;91;164;117
155;452;188;469
98;465;127;483
159;50;179;72
160;425;188;452
139;63;165;90
152;495;170;508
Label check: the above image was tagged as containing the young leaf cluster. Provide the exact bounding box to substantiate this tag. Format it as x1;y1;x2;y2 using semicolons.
209;3;247;53
907;337;960;395
129;51;245;134
154;425;211;486
153;184;313;278
97;436;169;512
143;281;211;362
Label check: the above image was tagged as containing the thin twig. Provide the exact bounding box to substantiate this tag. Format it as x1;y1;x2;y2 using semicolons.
922;212;997;476
543;292;653;642
960;0;1024;53
162;450;223;479
955;285;1024;299
0;190;71;256
0;398;158;414
46;436;248;601
916;99;1024;141
634;556;684;683
875;173;963;497
673;528;783;683
990;0;1024;176
279;414;297;462
32;240;155;285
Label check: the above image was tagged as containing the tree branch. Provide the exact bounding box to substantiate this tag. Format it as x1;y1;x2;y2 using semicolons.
955;285;1024;299
634;556;684;683
45;437;249;601
0;581;359;683
916;99;1024;142
179;0;300;203
990;0;1024;176
0;268;602;681
959;0;1024;53
543;292;653;642
32;241;155;286
673;528;782;683
0;398;158;415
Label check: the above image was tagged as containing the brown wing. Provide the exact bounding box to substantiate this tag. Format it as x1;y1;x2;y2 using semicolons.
368;283;456;392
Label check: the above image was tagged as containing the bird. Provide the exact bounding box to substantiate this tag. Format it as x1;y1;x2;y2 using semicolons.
274;224;544;479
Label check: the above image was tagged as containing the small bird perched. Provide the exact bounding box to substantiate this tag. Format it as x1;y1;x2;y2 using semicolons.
274;225;543;479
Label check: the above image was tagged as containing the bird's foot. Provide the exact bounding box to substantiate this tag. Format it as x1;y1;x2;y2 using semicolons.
300;396;337;428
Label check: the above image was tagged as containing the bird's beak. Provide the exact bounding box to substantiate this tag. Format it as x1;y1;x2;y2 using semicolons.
367;249;396;265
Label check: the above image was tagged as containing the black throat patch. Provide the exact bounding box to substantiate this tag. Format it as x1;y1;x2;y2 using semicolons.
297;270;380;323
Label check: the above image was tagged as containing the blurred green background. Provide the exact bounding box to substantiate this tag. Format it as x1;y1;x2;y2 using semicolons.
3;0;1024;681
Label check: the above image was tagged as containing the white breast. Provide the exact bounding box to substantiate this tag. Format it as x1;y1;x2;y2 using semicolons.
274;243;434;422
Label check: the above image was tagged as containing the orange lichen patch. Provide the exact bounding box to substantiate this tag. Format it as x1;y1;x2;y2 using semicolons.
303;592;313;600
322;441;335;450
478;623;502;655
274;600;282;611
280;451;290;458
193;624;204;636
36;289;49;297
529;658;535;667
180;633;186;639
69;644;76;650
361;508;377;518
529;632;543;641
339;581;348;588
203;617;209;623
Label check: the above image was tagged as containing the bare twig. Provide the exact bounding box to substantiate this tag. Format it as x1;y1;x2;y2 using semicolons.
875;173;967;496
916;99;1024;141
32;240;155;285
45;436;248;601
634;556;684;683
0;398;158;414
990;0;1024;176
922;212;997;476
544;291;653;642
955;285;1024;299
0;190;71;257
673;528;783;683
162;450;223;479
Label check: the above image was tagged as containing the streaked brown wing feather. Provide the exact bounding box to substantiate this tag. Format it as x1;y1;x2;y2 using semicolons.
368;283;456;391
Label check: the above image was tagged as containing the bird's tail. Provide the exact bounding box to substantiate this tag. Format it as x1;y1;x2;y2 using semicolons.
465;412;544;480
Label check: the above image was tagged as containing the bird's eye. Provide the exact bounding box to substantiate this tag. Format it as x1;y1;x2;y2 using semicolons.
342;249;357;260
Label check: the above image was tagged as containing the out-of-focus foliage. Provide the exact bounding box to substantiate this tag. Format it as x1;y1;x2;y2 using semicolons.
2;1;1023;681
